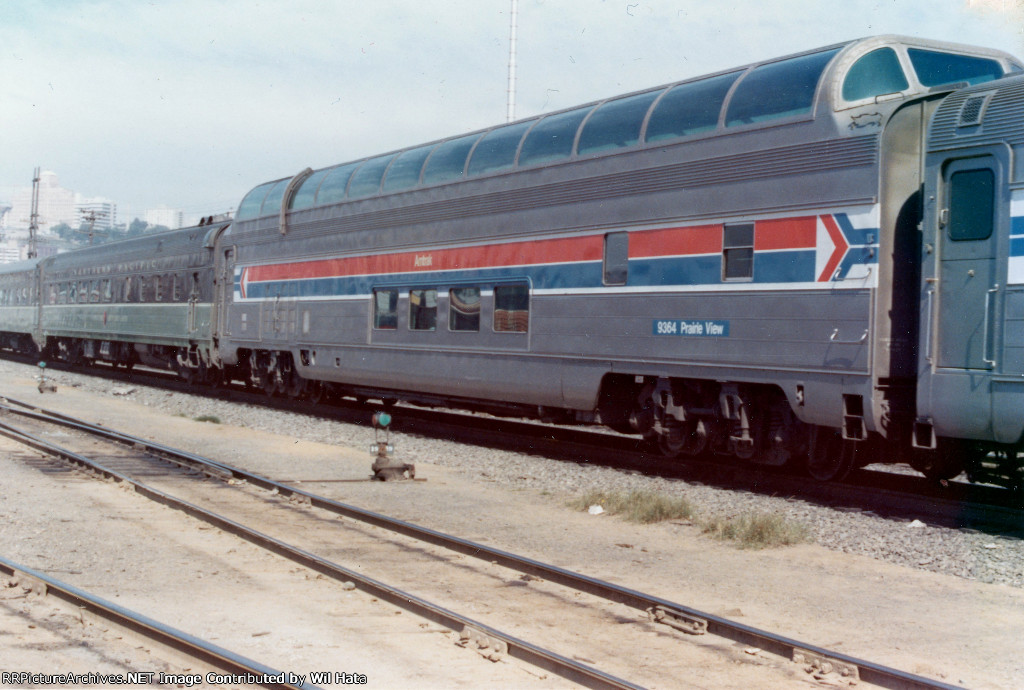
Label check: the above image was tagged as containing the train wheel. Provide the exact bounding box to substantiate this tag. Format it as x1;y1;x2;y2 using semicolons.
910;438;966;482
307;380;327;404
806;426;855;482
69;342;88;367
205;366;225;388
178;362;196;386
656;432;684;458
284;371;306;399
261;370;281;397
655;420;707;458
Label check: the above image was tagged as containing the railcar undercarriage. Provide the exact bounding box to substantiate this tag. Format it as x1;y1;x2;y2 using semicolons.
4;335;1023;490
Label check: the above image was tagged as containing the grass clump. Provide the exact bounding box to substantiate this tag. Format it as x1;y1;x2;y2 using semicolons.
193;415;221;424
570;489;695;524
700;511;810;549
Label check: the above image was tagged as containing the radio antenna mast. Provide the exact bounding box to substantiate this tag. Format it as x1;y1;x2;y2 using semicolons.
28;167;40;259
506;0;518;122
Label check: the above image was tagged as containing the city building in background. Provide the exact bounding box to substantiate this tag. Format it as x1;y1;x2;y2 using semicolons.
9;171;76;234
76;197;118;231
145;206;183;230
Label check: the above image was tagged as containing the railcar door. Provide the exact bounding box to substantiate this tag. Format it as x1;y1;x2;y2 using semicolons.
936;156;1001;371
919;152;1008;444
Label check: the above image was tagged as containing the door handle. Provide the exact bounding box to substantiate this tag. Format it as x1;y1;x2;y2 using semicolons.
983;284;999;368
924;287;935;364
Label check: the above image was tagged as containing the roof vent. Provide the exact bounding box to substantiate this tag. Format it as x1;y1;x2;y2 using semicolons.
958;95;990;127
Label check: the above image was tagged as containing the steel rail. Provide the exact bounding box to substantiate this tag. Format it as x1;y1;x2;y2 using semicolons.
0;398;966;690
0;415;641;690
0;556;320;690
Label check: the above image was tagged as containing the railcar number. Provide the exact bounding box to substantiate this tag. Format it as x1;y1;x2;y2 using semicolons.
652;319;729;337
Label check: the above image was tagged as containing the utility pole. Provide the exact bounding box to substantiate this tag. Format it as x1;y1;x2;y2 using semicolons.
27;167;40;259
78;209;109;245
506;0;518;122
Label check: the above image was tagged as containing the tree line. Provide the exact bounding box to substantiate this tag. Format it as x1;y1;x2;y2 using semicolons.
48;219;172;246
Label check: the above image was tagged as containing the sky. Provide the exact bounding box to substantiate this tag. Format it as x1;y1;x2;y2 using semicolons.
2;0;1023;222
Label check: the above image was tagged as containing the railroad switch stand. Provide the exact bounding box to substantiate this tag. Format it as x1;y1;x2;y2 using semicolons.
36;362;56;394
369;411;414;481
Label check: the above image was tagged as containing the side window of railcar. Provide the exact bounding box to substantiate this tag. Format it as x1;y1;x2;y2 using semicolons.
173;275;182;302
382;145;435;193
449;287;481;332
907;49;1003;87
948;169;994;241
103;279;112;302
409;289;437;331
124;277;133;302
577;91;662;156
518;108;594;168
155;276;164;302
290;168;329;211
348;154;397;199
722;223;755;281
467;120;535;177
315;163;359;206
726;48;840;127
372;289;398;330
841;48;909;102
603;232;629;286
235;181;277;221
494;285;529;333
422;134;482;186
646;72;742;142
259;179;290;217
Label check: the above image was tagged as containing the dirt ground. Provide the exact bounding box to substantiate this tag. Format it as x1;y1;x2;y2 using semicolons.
1;371;1023;689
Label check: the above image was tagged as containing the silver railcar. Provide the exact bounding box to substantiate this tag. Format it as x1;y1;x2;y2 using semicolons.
4;35;1024;487
218;35;1023;485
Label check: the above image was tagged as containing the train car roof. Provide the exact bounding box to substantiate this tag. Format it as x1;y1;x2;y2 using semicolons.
0;258;42;275
44;223;221;272
233;34;1022;224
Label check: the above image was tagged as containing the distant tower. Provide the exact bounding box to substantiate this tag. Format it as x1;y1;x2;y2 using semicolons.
507;0;518;122
27;167;40;259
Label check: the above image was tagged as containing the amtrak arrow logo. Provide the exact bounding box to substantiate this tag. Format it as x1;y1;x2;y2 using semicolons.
238;267;249;299
816;215;849;282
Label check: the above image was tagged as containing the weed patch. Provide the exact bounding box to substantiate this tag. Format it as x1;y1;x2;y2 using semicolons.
570;489;694;524
700;511;810;549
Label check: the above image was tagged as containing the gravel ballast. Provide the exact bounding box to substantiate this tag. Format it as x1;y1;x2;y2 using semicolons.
5;358;1020;590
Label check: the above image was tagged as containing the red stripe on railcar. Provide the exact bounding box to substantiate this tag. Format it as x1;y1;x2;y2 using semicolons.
245;235;604;283
754;216;817;250
628;225;722;258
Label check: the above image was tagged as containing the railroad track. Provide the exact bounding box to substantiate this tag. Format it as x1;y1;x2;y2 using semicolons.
0;556;318;690
13;352;1024;536
0;396;965;690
